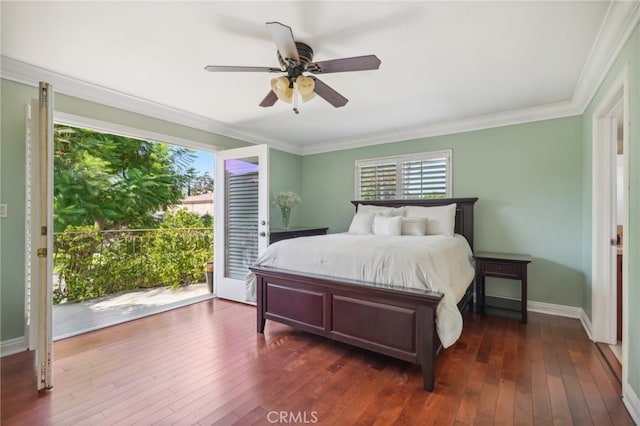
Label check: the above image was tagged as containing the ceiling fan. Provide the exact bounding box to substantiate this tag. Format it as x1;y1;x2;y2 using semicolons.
205;22;381;114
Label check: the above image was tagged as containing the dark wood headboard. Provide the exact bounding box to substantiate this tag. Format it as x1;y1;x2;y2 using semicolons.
351;198;478;250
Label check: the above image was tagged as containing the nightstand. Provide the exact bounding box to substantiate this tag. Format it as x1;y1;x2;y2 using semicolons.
474;252;532;323
269;227;328;244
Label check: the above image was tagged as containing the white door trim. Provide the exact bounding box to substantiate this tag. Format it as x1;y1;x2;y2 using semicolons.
591;64;629;388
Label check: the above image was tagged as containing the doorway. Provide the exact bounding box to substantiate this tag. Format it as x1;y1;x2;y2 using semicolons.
591;66;629;385
50;113;218;339
612;105;624;362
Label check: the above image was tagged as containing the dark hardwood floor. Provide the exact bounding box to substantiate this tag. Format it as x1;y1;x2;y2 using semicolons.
1;299;633;425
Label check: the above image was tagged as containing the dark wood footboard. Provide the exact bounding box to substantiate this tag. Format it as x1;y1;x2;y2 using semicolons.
251;265;445;391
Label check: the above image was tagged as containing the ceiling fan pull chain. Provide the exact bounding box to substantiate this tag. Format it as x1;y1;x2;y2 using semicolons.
292;80;300;114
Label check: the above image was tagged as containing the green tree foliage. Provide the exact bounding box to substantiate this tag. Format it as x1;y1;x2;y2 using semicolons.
54;224;149;302
149;210;213;289
54;125;197;231
189;171;214;196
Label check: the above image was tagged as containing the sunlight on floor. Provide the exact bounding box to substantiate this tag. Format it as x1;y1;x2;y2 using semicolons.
53;283;213;340
91;284;209;310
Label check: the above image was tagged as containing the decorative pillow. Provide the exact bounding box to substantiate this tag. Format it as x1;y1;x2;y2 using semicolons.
373;215;402;236
401;217;428;236
404;203;457;236
348;212;375;234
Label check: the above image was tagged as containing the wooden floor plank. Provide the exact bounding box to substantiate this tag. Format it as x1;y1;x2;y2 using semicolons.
546;374;573;425
1;300;634;425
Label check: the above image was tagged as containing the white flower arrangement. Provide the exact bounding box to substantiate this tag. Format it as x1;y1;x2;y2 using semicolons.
271;191;301;228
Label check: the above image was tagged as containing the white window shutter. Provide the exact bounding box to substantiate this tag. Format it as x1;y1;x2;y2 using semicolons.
356;150;451;200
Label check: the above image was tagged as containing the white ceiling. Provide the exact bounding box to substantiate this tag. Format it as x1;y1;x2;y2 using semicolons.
1;1;638;155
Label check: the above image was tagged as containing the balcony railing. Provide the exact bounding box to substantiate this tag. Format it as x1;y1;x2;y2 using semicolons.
53;227;213;303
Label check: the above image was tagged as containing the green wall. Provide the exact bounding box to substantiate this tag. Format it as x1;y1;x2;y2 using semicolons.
581;23;640;397
2;26;639;404
300;117;584;307
297;23;640;398
0;78;301;342
269;150;302;228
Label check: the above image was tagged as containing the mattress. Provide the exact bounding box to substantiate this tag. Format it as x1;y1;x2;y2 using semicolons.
247;233;475;347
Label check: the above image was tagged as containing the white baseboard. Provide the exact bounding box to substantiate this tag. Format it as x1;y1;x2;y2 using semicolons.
485;296;593;337
526;300;595;339
623;382;640;424
527;300;583;318
483;294;585;320
579;309;594;340
1;336;27;357
481;296;602;343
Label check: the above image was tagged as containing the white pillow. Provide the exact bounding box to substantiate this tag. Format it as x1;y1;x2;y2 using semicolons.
358;204;405;217
357;204;392;216
348;212;375;234
404;203;457;236
390;206;406;217
401;217;428;236
373;215;402;236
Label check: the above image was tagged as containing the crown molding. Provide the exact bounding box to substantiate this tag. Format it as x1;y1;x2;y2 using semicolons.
301;1;640;155
300;100;580;155
2;1;637;158
573;0;640;114
0;56;304;156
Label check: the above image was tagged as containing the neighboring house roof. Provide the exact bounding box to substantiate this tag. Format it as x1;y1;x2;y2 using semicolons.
166;192;214;216
181;192;214;205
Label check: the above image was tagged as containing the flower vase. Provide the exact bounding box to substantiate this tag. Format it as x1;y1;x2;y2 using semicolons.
281;207;291;229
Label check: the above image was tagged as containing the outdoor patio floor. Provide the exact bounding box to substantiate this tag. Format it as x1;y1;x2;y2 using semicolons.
53;283;213;340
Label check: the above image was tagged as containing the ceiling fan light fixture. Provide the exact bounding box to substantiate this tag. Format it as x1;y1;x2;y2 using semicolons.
271;76;293;103
297;75;316;103
206;22;379;111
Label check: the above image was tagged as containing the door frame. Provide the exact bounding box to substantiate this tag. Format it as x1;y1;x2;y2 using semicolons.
27;111;221;348
591;65;629;378
214;144;269;304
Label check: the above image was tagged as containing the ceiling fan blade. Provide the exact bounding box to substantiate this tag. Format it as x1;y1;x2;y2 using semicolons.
307;55;381;74
311;77;348;108
259;91;278;107
205;65;281;73
266;21;300;63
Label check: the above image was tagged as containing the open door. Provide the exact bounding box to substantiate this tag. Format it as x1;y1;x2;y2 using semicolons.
214;145;269;303
26;82;54;390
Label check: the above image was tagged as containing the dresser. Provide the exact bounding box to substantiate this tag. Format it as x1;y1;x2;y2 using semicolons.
269;227;328;244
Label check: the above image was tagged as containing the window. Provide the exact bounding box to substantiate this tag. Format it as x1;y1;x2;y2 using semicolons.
355;150;452;200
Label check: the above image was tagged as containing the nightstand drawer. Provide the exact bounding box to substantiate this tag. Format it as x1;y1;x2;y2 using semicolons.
481;262;520;278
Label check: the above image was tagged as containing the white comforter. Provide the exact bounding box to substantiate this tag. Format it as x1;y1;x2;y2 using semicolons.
247;233;475;348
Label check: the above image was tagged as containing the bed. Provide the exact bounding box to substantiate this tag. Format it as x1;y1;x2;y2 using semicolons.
249;197;478;391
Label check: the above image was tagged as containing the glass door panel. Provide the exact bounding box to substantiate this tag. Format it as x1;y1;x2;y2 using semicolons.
214;145;268;303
